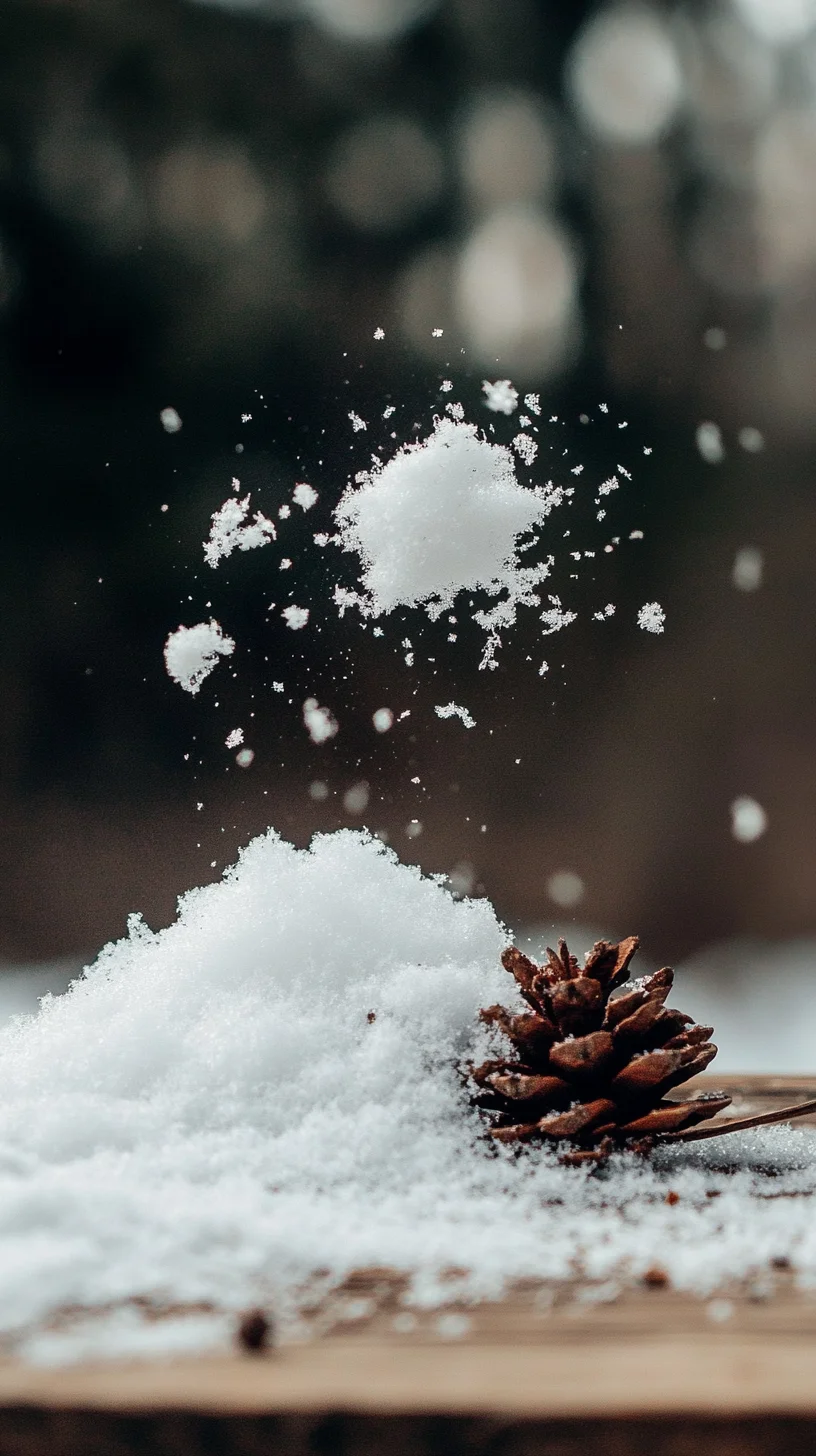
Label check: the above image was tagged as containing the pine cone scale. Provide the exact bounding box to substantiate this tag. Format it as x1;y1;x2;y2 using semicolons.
471;936;731;1155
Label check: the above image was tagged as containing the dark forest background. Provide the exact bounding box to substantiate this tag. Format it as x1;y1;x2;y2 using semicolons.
2;0;816;967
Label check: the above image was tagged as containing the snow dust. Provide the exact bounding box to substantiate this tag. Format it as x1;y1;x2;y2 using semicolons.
1;828;816;1364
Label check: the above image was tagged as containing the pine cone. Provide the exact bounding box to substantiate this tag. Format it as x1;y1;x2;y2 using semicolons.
471;936;731;1159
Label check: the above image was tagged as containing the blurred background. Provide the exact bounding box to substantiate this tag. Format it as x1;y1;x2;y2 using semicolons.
2;0;816;1030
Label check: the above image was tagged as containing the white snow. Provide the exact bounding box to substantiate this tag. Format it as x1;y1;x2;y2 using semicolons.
732;547;763;592
637;601;666;633
513;433;538;465
303;698;338;743
293;483;318;511
159;407;182;433
523;393;541;415
282;606;310;631
482;379;518;414
164;621;235;695
435;702;476;729
372;708;394;733
333;418;566;667
731;796;768;843
349;412;367;432
225;728;244;749
696;422;725;464
0;828;815;1362
204;495;276;568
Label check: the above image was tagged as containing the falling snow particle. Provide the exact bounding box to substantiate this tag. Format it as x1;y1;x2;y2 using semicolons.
225;728;244;749
303;698;338;744
482;379;518;415
738;427;764;454
405;820;423;838
164;621;235;695
343;781;370;815
372;708;394;733
204;495;276;568
373;327;385;340
637;602;665;634
541;597;577;635
236;748;255;768
732;547;763;592
308;780;329;800
513;434;538;465
432;328;443;337
435;702;476;729
293;482;318;511
160;407;182;433
523;394;541;416
272;681;284;692
283;606;310;631
547;871;585;908
440;380;453;393
383;406;396;419
696;422;725;464
731;796;768;843
349;412;367;432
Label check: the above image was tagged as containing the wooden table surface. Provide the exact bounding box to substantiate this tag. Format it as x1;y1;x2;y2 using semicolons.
2;1075;816;1455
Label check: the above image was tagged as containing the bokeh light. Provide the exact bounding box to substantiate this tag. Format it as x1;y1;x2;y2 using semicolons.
457;88;556;210
325;115;444;234
568;5;684;146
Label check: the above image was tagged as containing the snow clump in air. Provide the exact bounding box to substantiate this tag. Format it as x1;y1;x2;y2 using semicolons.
283;605;310;630
293;483;318;511
303;697;338;743
637;601;666;634
204;495;276;568
731;796;768;843
435;702;476;729
482;379;519;414
164;621;235;695
333;417;568;668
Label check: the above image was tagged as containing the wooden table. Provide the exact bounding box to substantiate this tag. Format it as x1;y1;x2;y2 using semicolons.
2;1075;816;1456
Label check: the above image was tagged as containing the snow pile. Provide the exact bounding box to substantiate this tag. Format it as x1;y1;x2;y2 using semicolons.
333;418;568;668
164;621;235;695
0;829;814;1362
204;494;276;568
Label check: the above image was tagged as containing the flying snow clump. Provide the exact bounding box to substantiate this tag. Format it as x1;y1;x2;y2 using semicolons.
333;418;567;668
283;606;310;630
164;621;235;695
435;702;476;729
225;728;244;749
303;697;338;744
482;379;519;414
637;601;666;634
159;407;182;433
204;495;276;568
293;483;318;511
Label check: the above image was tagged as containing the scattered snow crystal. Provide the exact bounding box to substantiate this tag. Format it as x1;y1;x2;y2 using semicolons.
731;796;768;843
293;482;318;511
435;702;476;729
164;621;235;695
349;412;367;432
225;728;244;749
283;606;310;631
303;698;338;744
333;418;565;666
204;495;276;568
482;379;518;415
637;601;666;634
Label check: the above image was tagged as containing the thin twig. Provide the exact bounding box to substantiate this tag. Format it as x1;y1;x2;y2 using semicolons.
659;1098;816;1144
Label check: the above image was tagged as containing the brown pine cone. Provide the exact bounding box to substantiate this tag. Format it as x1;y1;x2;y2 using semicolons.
470;936;731;1159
